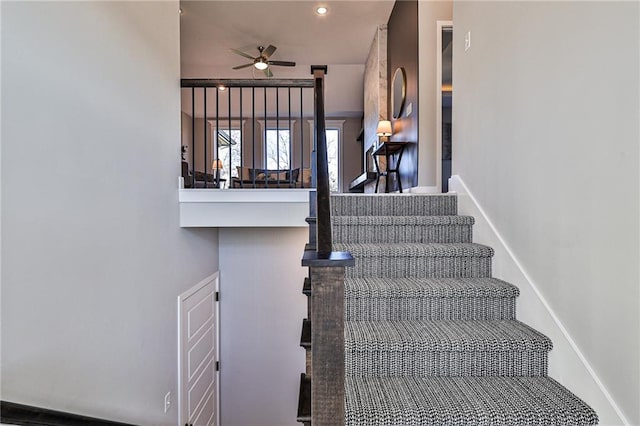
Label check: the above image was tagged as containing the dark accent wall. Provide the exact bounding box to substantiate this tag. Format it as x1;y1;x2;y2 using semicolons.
387;0;419;189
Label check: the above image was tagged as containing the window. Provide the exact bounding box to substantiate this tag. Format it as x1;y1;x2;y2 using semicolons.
265;129;290;170
216;129;242;183
309;120;344;192
326;129;339;192
210;120;245;185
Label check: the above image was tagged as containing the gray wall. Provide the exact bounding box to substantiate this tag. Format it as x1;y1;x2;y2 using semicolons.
417;0;452;189
1;2;219;425
387;0;419;189
340;118;364;192
452;1;639;424
219;228;308;426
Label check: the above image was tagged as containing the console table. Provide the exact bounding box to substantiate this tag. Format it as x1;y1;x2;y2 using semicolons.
373;142;408;193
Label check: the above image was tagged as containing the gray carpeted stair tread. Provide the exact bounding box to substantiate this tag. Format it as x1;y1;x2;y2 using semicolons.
340;243;494;279
345;277;519;299
333;215;475;225
345;277;519;321
336;242;494;257
333;216;474;244
331;194;458;216
345;376;599;426
345;320;552;352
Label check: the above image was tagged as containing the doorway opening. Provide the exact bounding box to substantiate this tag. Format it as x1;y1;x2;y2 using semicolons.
436;22;453;193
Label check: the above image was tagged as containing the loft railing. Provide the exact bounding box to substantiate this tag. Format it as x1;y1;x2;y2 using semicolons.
180;78;315;189
300;66;354;426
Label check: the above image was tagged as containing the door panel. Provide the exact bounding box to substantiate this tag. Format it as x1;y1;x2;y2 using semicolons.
179;273;219;426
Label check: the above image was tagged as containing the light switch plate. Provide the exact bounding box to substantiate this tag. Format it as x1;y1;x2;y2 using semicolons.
465;31;471;51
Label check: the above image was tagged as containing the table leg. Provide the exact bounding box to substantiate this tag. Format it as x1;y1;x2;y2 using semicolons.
396;147;405;193
385;151;391;193
373;153;381;193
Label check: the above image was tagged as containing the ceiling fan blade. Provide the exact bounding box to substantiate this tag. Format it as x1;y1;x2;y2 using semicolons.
230;48;255;60
263;67;273;78
262;45;277;59
268;60;296;67
232;63;254;70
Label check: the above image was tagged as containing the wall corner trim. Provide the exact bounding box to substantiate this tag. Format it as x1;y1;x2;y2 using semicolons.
448;174;630;426
406;186;439;194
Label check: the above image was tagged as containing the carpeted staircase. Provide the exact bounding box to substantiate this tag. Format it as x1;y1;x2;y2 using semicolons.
330;193;598;426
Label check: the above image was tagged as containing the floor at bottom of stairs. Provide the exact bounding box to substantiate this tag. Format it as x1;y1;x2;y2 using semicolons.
345;376;599;426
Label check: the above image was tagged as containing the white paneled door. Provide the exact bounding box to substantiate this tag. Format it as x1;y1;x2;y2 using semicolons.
178;272;220;426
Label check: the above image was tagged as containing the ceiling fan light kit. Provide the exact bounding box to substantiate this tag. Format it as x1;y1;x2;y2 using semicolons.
254;59;268;70
230;44;296;77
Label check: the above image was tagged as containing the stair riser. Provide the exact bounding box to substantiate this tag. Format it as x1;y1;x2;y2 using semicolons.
346;351;549;377
332;196;457;216
333;225;472;244
345;297;516;321
346;257;492;279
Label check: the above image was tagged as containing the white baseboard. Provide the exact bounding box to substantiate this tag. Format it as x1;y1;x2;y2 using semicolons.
448;174;628;426
406;185;439;194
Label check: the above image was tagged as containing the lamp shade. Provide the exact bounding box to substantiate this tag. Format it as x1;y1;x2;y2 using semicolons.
376;120;392;137
212;159;223;170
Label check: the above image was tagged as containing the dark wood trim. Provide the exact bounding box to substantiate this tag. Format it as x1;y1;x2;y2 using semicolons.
300;319;311;348
348;171;377;192
0;401;136;426
181;78;314;88
296;373;311;423
312;67;332;256
302;250;354;267
309;65;328;75
309;266;345;426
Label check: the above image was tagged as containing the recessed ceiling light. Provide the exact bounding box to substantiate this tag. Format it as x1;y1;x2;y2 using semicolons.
316;6;328;15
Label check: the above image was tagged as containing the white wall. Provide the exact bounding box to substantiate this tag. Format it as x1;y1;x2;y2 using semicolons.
452;2;639;424
219;228;308;426
1;2;219;425
417;0;452;189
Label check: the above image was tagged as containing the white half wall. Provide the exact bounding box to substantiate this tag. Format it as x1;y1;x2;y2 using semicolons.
452;1;639;424
218;228;308;426
1;2;219;425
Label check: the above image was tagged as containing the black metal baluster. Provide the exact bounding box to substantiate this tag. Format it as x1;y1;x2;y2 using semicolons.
264;86;267;187
239;87;243;190
228;87;232;189
252;87;256;188
300;87;304;188
191;87;195;188
204;87;208;188
215;86;219;188
276;87;280;188
288;87;293;187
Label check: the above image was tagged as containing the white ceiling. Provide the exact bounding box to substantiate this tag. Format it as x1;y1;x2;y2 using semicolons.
180;0;395;116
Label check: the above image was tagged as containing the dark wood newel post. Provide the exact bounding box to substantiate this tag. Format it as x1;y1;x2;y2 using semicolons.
301;65;353;426
312;65;331;257
302;252;353;426
310;264;345;426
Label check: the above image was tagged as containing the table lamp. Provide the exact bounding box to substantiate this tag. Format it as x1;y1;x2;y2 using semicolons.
376;120;392;145
212;159;223;187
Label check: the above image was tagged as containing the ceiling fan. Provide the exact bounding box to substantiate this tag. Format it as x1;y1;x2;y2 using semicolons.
231;45;296;77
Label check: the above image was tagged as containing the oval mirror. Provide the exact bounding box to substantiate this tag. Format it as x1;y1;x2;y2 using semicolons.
391;67;406;120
